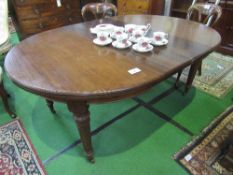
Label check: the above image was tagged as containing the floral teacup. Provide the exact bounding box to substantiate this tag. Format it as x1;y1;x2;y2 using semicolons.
97;32;109;42
137;37;151;49
125;24;136;35
132;29;144;40
153;32;168;42
116;33;128;45
112;27;125;38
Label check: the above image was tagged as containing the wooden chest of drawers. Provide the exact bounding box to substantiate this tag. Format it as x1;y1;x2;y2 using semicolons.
117;0;165;16
117;0;152;15
11;0;82;38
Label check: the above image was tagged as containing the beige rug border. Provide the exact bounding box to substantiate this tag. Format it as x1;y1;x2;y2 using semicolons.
179;52;233;98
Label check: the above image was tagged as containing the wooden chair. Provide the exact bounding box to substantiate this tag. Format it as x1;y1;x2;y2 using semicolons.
175;3;222;90
81;2;117;21
187;3;222;75
187;3;222;28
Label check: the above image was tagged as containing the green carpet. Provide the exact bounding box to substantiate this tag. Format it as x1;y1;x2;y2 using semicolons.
0;33;232;175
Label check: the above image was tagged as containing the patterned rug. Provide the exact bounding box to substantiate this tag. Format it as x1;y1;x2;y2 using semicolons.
0;119;47;175
174;106;233;175
180;52;233;98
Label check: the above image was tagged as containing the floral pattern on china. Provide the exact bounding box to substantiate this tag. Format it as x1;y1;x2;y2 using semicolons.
129;29;145;43
90;23;150;36
150;32;169;46
91;23;168;51
112;33;132;49
110;26;125;39
93;31;112;46
132;37;153;53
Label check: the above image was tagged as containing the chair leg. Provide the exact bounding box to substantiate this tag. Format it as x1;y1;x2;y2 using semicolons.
46;99;56;114
0;82;16;118
175;70;183;88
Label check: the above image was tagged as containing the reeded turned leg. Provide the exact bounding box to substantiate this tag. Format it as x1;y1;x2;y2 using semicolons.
46;99;56;114
67;101;94;163
184;59;202;94
175;70;183;88
198;60;202;76
0;82;16;118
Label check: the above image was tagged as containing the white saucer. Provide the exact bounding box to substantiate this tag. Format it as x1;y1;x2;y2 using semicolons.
90;27;98;34
151;39;168;46
129;37;140;43
112;40;132;49
132;43;153;53
93;38;112;46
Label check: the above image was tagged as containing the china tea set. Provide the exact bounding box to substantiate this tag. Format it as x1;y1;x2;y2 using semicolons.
90;23;168;53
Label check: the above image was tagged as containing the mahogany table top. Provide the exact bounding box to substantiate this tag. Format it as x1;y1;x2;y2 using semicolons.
5;15;221;102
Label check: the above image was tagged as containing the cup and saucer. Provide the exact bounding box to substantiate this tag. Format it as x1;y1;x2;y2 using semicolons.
93;32;112;46
125;24;137;35
129;29;144;43
112;33;132;49
110;26;125;39
151;32;169;46
132;37;153;53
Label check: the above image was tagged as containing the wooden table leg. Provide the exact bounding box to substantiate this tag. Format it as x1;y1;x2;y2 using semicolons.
46;99;56;114
67;102;94;163
184;59;202;94
0;82;16;118
198;60;203;76
175;70;183;89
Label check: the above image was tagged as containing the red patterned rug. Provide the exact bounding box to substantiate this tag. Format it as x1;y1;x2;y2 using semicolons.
174;106;233;175
0;119;47;175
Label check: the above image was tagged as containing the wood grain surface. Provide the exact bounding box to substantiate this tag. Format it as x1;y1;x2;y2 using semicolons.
5;15;221;103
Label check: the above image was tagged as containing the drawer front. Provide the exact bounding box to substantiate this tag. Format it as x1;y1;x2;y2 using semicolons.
13;0;47;6
118;0;151;15
118;10;149;15
14;1;80;20
13;0;76;7
19;10;81;36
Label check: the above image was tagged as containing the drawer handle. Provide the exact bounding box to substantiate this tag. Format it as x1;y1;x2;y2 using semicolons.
66;4;71;9
38;23;45;29
52;17;58;22
68;17;73;22
226;26;233;30
33;8;40;15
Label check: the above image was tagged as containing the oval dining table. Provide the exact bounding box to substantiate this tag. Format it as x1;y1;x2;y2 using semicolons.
5;15;221;162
